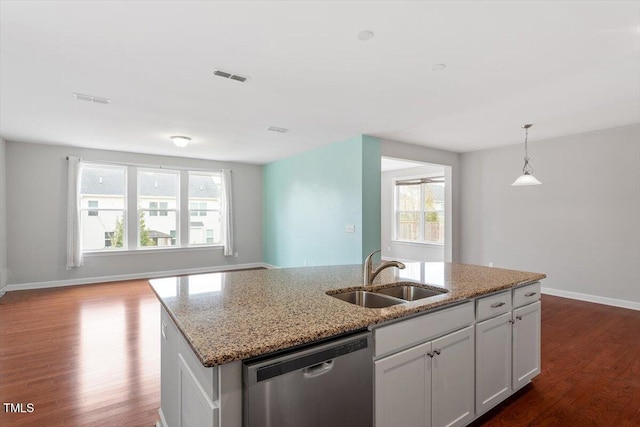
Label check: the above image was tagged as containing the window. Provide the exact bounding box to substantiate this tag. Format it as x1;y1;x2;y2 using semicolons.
104;232;115;247
395;177;445;244
76;162;228;253
79;164;126;250
138;170;178;247
188;172;222;246
88;200;99;216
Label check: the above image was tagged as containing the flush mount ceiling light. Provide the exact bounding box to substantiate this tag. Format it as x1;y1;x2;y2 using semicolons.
357;30;375;41
432;63;446;71
73;93;111;104
512;124;542;186
170;135;191;148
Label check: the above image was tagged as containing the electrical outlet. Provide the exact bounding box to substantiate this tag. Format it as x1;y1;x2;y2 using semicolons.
345;224;355;233
489;262;494;267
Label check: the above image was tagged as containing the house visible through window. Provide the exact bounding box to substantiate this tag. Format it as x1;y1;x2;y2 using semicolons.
78;162;225;252
188;172;222;245
79;164;126;251
138;169;178;247
395;177;445;244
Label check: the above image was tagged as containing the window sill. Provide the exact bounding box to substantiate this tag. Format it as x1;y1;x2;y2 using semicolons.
391;240;444;248
84;245;224;257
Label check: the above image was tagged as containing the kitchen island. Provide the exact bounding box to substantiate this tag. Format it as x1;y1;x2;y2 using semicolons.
150;262;545;427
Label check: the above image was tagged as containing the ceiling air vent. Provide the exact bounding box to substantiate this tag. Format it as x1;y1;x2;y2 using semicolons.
73;93;111;104
213;69;248;82
267;126;289;133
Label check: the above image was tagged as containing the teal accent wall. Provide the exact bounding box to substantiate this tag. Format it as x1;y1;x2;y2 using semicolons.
263;135;381;267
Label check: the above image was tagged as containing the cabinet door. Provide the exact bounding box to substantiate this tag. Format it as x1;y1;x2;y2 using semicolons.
375;341;432;427
475;313;512;415
431;326;474;427
512;301;541;390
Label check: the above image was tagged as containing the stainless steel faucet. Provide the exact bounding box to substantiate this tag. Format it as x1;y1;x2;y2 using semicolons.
364;250;406;286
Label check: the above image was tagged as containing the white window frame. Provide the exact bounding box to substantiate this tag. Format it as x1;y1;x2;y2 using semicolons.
393;174;445;246
137;168;180;249
188;171;222;247
79;162;128;252
79;161;226;254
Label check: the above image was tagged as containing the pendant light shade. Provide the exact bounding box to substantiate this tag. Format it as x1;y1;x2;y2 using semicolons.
512;124;541;186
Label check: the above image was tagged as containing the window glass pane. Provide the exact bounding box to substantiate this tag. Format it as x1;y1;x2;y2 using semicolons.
139;211;177;247
138;170;178;247
398;184;420;211
80;165;126;250
423;182;445;244
397;211;419;241
188;173;222;245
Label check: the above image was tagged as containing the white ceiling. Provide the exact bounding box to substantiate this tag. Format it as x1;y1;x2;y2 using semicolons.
1;1;639;164
381;157;435;173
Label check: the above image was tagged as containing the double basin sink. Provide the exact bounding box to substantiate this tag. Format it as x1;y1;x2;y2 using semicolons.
329;282;448;308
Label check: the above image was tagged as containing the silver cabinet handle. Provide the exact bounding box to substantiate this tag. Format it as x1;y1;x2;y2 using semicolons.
434;349;441;355
524;292;537;297
490;302;506;308
427;351;435;358
509;319;515;324
516;315;523;321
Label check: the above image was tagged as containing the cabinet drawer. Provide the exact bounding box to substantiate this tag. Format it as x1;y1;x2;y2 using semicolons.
513;282;541;308
374;301;474;359
476;291;511;322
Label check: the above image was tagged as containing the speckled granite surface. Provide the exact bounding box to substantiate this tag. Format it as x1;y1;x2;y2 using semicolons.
149;262;545;367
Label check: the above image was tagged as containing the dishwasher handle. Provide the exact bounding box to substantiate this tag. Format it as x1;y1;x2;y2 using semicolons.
303;360;334;378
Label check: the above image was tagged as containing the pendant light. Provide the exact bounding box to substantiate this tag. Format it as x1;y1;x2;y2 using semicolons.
512;124;541;186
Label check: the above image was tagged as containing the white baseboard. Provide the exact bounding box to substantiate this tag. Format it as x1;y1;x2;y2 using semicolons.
156;408;168;427
260;262;281;269
541;286;639;311
2;262;275;293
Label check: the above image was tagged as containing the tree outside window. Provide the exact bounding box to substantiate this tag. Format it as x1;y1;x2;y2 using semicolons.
396;177;444;244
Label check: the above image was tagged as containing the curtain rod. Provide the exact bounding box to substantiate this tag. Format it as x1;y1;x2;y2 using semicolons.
66;156;230;173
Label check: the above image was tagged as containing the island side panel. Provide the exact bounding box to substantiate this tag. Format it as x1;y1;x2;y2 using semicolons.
161;307;221;427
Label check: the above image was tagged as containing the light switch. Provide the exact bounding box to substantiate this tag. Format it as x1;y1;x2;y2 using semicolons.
345;224;355;233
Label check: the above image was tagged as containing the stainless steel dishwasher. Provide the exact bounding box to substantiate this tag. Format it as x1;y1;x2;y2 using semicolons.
243;331;373;427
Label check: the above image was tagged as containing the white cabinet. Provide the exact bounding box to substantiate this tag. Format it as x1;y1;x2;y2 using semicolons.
475;312;512;414
375;341;432;427
178;353;217;427
160;308;242;427
431;326;475;427
512;301;541;390
475;284;541;415
375;325;474;427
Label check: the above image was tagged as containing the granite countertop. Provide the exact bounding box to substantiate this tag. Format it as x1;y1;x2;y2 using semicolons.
149;262;545;367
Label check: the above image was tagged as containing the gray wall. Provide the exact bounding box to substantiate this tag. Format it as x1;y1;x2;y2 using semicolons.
460;124;640;305
382;165;446;262
381;139;461;262
0;137;7;292
5;141;263;286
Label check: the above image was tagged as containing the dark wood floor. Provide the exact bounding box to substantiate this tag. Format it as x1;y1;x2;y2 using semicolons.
1;281;639;426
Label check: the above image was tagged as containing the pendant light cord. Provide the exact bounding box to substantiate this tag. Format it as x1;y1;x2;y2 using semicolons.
522;124;533;175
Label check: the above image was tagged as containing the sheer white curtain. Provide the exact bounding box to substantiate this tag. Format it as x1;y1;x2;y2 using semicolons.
66;156;83;269
220;169;234;256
